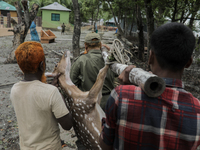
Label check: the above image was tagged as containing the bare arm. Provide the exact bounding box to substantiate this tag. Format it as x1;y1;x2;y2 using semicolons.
57;113;73;130
118;65;136;85
102;44;110;51
99;134;113;150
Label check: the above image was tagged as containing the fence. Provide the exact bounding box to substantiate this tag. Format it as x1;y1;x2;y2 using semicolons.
0;13;42;28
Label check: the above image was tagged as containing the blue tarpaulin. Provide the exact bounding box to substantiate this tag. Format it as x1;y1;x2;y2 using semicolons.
30;21;40;42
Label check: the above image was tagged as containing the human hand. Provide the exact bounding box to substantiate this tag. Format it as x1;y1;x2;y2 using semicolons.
118;65;136;85
51;73;61;87
102;44;110;51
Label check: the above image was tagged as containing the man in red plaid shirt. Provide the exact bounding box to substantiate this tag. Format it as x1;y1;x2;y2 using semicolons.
99;22;200;150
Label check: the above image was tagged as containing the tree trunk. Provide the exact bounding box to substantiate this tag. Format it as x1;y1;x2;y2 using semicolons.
124;11;128;37
91;12;93;25
129;10;135;36
144;0;154;57
72;0;81;62
94;3;100;32
5;0;39;64
171;0;178;22
106;0;124;37
136;3;144;61
188;1;200;29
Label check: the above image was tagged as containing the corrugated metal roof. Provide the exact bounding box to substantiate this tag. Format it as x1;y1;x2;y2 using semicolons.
40;2;71;12
0;1;16;11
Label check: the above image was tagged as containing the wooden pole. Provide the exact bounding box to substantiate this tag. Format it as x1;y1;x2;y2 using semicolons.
102;50;166;97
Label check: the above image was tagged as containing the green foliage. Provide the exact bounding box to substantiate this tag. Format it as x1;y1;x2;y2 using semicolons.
196;58;200;66
5;0;200;31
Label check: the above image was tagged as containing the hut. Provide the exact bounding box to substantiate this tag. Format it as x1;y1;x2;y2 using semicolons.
0;1;17;17
40;2;71;29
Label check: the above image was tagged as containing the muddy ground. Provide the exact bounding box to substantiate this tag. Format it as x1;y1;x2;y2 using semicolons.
1;29;200;150
0;29;116;150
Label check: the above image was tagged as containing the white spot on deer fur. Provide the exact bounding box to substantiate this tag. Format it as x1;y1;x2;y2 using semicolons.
85;114;87;119
80;114;83;118
76;104;79;106
82;101;86;104
67;89;72;96
76;113;79;116
90;104;93;107
95;141;98;144
87;105;89;108
97;145;102;150
82;106;84;109
83;110;86;113
92;122;100;136
82;123;84;127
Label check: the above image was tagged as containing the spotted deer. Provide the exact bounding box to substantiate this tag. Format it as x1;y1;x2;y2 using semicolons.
46;51;107;149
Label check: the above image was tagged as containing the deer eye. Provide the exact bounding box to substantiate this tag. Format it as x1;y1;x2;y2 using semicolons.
55;64;58;68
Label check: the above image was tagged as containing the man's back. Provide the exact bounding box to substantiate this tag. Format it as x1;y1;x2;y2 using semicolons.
10;80;68;150
102;78;200;150
70;49;115;109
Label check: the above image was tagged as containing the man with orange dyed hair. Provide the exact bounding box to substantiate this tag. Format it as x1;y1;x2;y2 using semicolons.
10;41;73;150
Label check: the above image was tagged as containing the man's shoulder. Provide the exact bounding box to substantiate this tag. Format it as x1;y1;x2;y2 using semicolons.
73;53;89;63
115;84;141;93
111;85;142;101
12;81;57;93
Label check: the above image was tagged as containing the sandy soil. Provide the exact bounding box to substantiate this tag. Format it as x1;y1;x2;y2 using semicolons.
0;30;116;150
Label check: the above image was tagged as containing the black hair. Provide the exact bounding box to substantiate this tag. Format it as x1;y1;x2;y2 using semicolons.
151;22;195;71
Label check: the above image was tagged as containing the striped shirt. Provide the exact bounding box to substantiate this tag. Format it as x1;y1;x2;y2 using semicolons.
101;78;200;150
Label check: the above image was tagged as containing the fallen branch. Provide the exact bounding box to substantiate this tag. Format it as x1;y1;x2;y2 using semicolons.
0;82;16;89
51;50;63;56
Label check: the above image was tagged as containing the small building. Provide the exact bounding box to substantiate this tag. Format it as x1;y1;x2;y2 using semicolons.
0;1;17;17
40;2;71;29
105;17;116;27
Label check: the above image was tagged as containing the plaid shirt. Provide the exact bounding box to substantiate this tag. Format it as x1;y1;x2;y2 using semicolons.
101;78;200;150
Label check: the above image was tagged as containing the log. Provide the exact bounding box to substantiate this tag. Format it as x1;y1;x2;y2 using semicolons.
121;37;133;47
51;50;63;56
102;50;166;97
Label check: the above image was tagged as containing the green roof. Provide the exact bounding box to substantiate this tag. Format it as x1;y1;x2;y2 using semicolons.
0;1;16;11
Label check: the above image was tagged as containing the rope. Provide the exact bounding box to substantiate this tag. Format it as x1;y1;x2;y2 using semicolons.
109;39;133;64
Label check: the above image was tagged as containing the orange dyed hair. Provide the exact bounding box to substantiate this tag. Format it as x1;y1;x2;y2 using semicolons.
15;41;45;73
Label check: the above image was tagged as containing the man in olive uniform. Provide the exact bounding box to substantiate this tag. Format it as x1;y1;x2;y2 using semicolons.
70;32;115;111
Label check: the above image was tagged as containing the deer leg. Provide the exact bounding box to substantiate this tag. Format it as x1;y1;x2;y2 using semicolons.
87;65;110;104
64;51;74;86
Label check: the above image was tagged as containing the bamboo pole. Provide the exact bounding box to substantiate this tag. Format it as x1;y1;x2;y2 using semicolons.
102;50;166;97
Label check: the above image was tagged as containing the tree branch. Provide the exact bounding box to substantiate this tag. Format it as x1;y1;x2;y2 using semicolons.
21;0;30;27
10;18;18;26
14;1;23;20
29;3;39;22
8;29;14;32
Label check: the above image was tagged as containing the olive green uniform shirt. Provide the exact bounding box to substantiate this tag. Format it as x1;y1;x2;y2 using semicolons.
70;49;115;110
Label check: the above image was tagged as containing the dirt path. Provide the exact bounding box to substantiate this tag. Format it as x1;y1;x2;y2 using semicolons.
0;30;116;150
